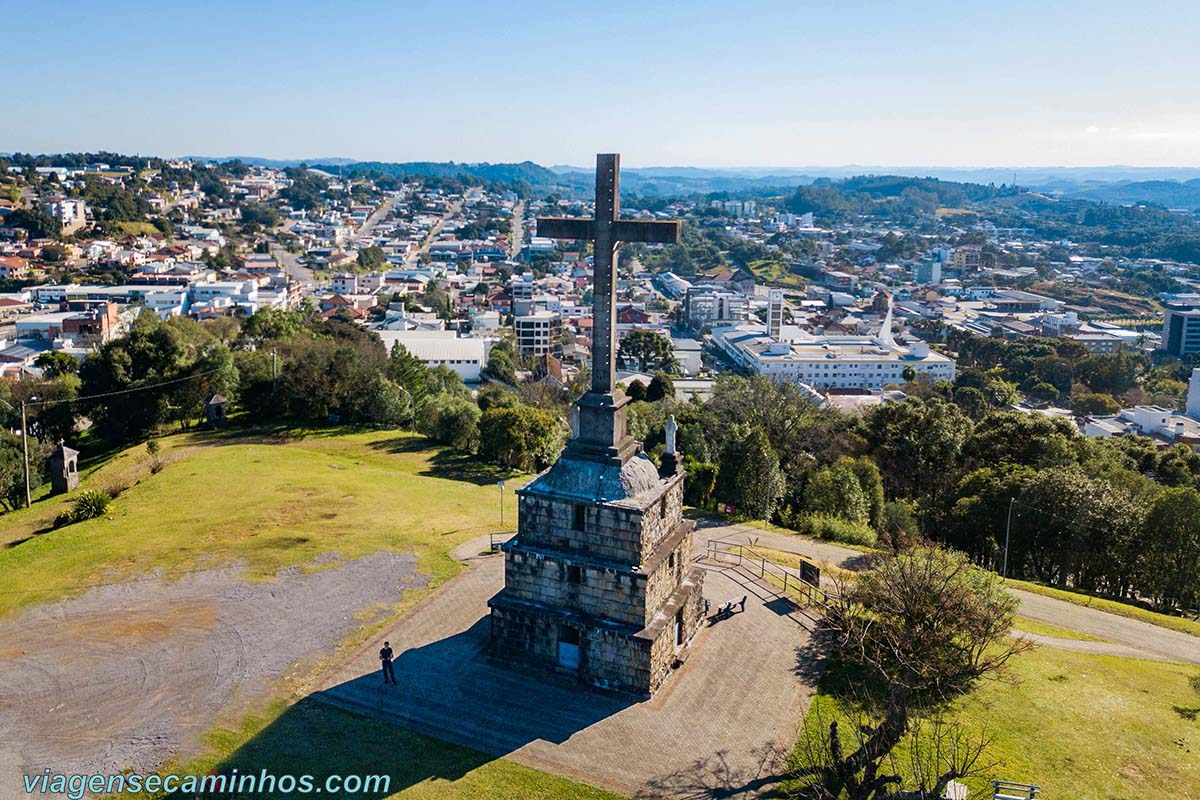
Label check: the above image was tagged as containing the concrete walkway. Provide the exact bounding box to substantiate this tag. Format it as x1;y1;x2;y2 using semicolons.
315;537;818;799
696;518;1200;666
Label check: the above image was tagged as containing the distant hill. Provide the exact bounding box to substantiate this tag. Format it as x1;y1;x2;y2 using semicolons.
313;160;567;191
1063;179;1200;211
181;155;360;168
11;151;1200;207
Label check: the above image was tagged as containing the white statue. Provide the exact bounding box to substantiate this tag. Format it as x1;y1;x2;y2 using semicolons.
570;405;580;439
665;414;678;455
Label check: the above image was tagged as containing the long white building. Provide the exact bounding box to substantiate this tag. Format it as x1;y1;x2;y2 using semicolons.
711;300;955;390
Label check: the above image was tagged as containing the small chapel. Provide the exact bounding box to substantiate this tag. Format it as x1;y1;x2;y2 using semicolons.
487;154;706;696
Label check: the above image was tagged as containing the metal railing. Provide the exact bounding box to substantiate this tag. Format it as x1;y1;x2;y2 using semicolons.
489;531;514;552
704;538;834;611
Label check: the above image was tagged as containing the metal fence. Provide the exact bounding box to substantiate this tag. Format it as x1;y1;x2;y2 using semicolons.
704;537;834;611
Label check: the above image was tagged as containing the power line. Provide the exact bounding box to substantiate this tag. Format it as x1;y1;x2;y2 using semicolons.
21;368;225;409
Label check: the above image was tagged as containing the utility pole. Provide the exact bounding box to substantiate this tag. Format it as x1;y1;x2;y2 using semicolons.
20;401;31;508
1003;497;1015;578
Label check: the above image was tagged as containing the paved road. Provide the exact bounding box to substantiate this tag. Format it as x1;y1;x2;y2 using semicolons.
269;238;313;284
694;518;1200;666
357;191;402;240
509;200;526;261
404;198;464;269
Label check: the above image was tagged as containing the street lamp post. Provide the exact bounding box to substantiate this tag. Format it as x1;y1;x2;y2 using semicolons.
498;479;506;530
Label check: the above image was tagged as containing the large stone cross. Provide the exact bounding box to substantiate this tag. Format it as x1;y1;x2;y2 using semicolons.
537;154;680;395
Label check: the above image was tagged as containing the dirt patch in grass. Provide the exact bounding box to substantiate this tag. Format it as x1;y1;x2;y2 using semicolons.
0;551;427;783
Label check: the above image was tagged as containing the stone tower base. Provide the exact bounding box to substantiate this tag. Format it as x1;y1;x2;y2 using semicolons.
489;565;705;697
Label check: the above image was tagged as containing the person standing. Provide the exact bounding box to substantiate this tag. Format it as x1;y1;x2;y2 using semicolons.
379;641;396;685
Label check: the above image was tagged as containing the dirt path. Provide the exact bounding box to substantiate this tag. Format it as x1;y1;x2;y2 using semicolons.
0;553;428;787
694;518;1200;666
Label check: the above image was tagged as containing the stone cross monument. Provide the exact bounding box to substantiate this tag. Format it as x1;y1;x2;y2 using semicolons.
536;153;681;464
488;154;706;696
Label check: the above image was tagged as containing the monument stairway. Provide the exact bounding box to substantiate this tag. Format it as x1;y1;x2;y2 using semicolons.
315;628;632;758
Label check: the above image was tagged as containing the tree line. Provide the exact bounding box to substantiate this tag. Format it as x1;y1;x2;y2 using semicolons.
0;306;569;508
661;375;1200;614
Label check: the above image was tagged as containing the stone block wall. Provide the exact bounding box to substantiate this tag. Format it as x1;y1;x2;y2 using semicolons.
516;471;686;567
502;545;648;626
489;602;560;666
518;495;644;564
488;602;653;695
639;474;686;556
643;525;695;615
646;568;707;693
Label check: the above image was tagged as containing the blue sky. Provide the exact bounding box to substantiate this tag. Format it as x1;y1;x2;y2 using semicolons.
3;0;1198;167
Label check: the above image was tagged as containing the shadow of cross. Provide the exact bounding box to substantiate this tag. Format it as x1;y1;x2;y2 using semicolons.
536;153;681;394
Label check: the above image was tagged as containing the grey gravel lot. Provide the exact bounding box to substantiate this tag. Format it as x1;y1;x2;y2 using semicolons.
0;552;427;793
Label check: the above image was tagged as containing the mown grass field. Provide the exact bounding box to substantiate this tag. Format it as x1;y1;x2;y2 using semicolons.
794;648;1200;800
1010;615;1107;642
3;429;621;799
179;700;624;800
0;428;517;617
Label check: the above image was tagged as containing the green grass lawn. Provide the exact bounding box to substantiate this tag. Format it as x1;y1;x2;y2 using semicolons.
746;259;807;289
4;429;623;799
0;428;518;617
1011;615;1107;642
113;221;163;236
140;700;621;800
795;648;1200;800
1007;578;1200;640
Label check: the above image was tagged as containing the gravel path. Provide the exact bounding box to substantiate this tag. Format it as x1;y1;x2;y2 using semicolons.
694;519;1200;665
0;552;427;788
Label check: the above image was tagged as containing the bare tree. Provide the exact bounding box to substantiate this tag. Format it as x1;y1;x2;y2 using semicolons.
791;546;1033;800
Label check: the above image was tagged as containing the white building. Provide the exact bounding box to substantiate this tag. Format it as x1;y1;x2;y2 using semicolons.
671;337;704;376
331;273;359;295
684;285;748;327
711;299;955;390
1084;404;1200;450
42;198;88;234
375;330;490;382
189;280;259;311
515;310;562;357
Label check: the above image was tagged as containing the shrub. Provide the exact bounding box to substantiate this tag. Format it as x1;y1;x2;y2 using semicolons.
784;511;877;547
54;488;112;528
70;489;111;521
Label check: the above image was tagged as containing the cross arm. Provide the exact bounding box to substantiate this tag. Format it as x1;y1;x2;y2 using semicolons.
536;217;595;241
613;219;681;244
